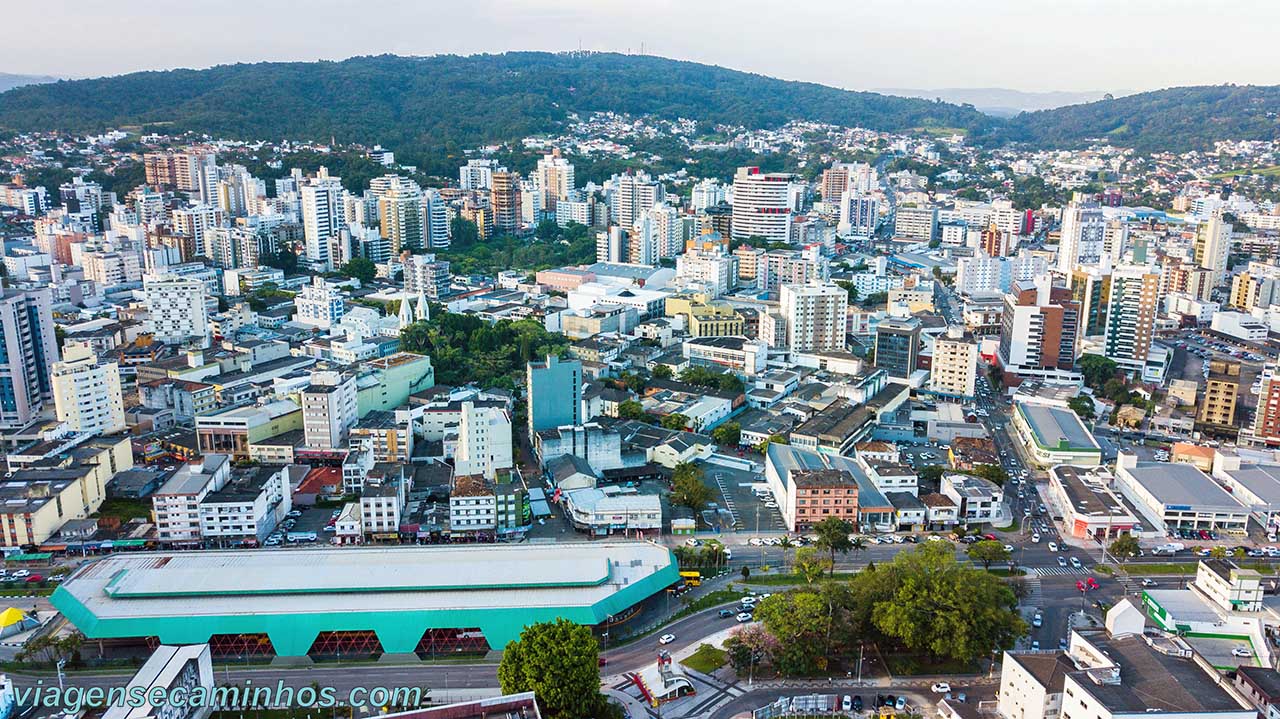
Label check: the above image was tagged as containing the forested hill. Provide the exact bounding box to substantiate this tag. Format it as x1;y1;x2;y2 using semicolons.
999;85;1280;152
0;53;1275;158
0;52;990;162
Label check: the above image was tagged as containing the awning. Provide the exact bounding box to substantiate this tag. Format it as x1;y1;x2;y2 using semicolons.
37;544;66;552
113;539;147;548
6;553;52;561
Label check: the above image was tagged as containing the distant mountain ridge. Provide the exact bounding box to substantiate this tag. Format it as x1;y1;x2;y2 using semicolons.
0;53;1274;158
0;72;59;93
875;87;1113;117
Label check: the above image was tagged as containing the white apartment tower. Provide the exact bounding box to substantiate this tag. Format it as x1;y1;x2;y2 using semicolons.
534;150;575;211
454;401;514;481
779;282;848;352
143;275;209;347
301;371;358;449
294;277;346;330
300;168;344;272
51;344;125;436
1057;201;1107;273
732;166;795;242
1195;211;1232;289
459;159;500;191
610;171;663;228
424;188;450;249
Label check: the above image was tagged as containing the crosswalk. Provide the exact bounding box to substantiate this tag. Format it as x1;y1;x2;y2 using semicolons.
1028;565;1092;577
1023;574;1043;607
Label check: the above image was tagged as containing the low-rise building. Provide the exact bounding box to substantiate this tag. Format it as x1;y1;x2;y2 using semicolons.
1048;465;1142;540
941;473;1004;524
562;487;661;536
1115;452;1248;533
449;474;496;536
153;455;231;545
1012;401;1102;467
198;466;290;545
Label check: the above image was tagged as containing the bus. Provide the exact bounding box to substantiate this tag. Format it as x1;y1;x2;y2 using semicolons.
678;570;702;587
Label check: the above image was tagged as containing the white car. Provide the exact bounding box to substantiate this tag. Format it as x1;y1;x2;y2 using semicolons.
658;634;676;645
1069;556;1082;569
1233;647;1252;658
736;612;753;623
930;682;951;694
1048;542;1059;552
740;596;758;606
1031;534;1041;544
685;538;701;547
10;570;29;578
1003;544;1014;553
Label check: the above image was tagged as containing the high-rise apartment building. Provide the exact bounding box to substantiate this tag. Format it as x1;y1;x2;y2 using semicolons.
526;355;582;438
779;282;848;353
403;254;451;300
143;275;209;347
610;171;663;229
454;401;514;481
1103;265;1161;374
0;287;57;429
51;344;125;436
534;150;575;212
424;189;450;249
490;171;522;233
837;193;879;236
459;159;500;191
370;174;424;254
690;179;726;211
731;167;795;242
930;327;978;399
893;206;937;242
170;204;223;257
300;167;344;272
1198;359;1240;430
874;317;922;379
294;277;346;330
997;276;1081;382
1070;262;1113;337
1057;201;1106;273
1194;211;1232;289
301;371;358;450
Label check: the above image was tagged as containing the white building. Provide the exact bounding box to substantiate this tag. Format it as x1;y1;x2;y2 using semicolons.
682;336;769;376
51;344;125;436
198;466;290;543
1212;311;1270;342
731;167;795;242
779;282;848;352
293;277;346;329
459;159;499;191
301;371;358;450
1057;201;1106;273
450;475;497;533
1114;452;1248;532
404;253;451;300
454;401;514;481
300;167;344;272
563;488;661;535
143;274;209;347
930;328;977;399
837;193;878;236
691;179;726;211
152;455;231;545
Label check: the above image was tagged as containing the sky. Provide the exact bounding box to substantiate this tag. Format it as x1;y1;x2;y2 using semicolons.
6;0;1280;93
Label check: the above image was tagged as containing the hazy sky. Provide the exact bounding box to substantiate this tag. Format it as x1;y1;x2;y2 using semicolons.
6;0;1280;92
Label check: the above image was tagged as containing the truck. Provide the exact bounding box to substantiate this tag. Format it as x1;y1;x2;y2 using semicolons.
1152;542;1185;555
286;531;318;543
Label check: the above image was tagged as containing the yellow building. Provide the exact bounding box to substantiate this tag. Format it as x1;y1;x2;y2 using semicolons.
664;294;744;337
1198;359;1240;429
0;435;132;547
1230;272;1257;310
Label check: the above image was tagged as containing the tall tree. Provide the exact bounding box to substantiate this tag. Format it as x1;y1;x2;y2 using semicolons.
967;540;1011;570
498;619;605;719
813;517;854;576
670;463;714;514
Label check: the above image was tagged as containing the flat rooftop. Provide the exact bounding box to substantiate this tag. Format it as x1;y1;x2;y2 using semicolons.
1017;402;1100;452
1223;463;1280;506
1074;631;1249;714
1124;462;1245;513
1051;466;1137;522
58;542;675;619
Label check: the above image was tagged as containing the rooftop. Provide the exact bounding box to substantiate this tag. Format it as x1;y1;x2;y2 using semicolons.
1123;461;1245;512
1017;402;1101;452
57;543;675;618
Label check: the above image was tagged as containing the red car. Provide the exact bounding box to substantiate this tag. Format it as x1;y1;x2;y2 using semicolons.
25;575;43;583
983;534;998;541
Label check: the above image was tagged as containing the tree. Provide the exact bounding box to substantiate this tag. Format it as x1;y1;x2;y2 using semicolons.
813;517;854;576
967;540;1011;570
968;464;1009;486
741;565;751;581
755;433;789;453
864;542;1025;664
1067;395;1096;420
1078;354;1119;391
753;591;835;675
652;364;673;379
711;421;741;447
670;463;713;514
450;217;480;250
1209;546;1228;560
918;465;946;485
616;400;647;421
723;624;779;673
498;619;605;719
793;546;832;584
661;413;691;431
261;246;298;274
776;535;796;571
340;257;377;284
1108;534;1140;561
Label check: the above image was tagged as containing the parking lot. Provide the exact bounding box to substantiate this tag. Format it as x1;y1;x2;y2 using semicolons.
703;463;786;532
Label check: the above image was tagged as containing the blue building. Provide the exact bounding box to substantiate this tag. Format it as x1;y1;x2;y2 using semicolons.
526;355;582;438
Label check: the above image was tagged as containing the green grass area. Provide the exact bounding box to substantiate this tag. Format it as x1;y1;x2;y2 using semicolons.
743;572;859;586
987;568;1025;577
883;653;981;676
1093;565;1115;575
1209;164;1280;180
93;497;153;522
912;125;967;137
1124;561;1274;576
991;518;1021;532
681;644;727;674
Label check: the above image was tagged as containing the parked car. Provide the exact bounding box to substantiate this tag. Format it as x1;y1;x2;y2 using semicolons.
718;609;734;618
841;696;851;712
1033;613;1042;627
851;696;863;712
931;683;951;694
1233;647;1252;658
735;612;753;623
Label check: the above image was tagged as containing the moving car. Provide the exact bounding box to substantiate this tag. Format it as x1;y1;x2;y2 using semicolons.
1057;556;1068;567
1048;542;1058;552
718;609;734;618
658;634;676;645
1069;556;1082;569
1141;579;1159;588
1033;613;1043;627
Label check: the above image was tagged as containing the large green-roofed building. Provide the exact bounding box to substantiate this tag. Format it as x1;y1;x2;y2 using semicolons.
53;542;677;659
